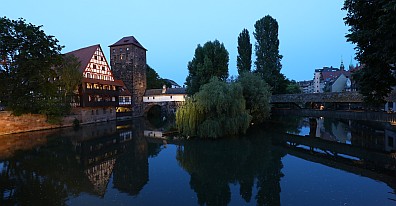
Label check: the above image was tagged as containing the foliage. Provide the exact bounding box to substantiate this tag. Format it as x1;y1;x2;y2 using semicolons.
237;72;271;124
176;78;251;139
0;17;64;116
285;79;302;94
185;40;229;95
254;15;287;94
343;0;396;106
58;54;82;103
237;29;252;75
146;64;171;89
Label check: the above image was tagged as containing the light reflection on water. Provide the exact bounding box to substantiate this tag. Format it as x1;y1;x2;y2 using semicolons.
0;116;395;205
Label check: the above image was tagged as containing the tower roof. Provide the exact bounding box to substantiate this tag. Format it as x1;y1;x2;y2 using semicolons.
109;36;147;51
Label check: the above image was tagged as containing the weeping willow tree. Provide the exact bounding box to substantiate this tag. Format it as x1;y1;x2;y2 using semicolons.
176;78;251;139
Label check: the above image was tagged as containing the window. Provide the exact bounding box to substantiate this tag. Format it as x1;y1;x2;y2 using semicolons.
101;57;104;61
120;48;123;52
125;97;130;102
113;49;115;53
94;55;97;60
126;47;130;51
93;64;97;69
119;96;124;102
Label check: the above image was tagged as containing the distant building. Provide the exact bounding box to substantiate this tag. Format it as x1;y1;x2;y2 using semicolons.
313;69;325;93
109;36;147;117
298;80;314;94
311;61;361;93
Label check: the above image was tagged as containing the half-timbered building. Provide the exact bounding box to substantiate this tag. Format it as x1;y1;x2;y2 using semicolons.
65;44;126;123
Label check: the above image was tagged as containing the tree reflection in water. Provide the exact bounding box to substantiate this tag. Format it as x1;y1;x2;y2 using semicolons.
176;129;286;206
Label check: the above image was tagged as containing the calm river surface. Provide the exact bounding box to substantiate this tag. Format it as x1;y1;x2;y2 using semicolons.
0;116;395;206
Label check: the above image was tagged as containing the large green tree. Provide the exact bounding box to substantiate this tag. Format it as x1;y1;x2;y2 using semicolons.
237;72;271;124
237;29;252;75
185;40;229;95
146;65;171;89
254;15;287;94
0;17;63;116
343;0;396;106
58;55;82;104
176;78;251;139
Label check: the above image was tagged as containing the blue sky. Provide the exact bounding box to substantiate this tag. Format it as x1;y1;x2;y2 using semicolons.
1;0;356;85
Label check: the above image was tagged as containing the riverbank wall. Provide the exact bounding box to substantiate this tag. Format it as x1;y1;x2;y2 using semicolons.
0;111;76;136
0;106;121;136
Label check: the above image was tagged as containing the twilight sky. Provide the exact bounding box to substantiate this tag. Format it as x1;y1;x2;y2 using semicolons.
1;0;356;85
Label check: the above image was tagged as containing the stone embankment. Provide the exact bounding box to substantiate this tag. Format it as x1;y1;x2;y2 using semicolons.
0;111;74;136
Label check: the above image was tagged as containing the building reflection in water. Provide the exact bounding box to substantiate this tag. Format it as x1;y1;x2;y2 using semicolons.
0;119;157;204
294;117;396;152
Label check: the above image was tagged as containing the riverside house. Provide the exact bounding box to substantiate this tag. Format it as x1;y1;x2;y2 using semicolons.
65;44;129;123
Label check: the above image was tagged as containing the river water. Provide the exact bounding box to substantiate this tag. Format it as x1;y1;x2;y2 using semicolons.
0;116;395;206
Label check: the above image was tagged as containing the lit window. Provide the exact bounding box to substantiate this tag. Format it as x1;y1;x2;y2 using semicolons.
120;48;123;52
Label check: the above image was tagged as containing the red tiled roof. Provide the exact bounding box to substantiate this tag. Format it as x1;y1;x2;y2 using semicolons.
64;44;100;73
109;36;147;51
115;80;132;96
322;70;351;82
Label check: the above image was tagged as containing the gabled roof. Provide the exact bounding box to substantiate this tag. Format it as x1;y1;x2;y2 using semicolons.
109;36;147;51
322;70;351;82
64;44;101;73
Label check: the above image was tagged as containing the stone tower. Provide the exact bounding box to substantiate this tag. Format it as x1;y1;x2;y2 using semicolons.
109;36;147;117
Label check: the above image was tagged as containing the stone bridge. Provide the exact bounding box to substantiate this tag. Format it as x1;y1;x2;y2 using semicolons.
143;101;184;116
270;92;364;104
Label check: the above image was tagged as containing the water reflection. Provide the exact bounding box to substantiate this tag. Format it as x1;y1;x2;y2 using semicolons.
0;119;161;205
273;115;396;152
176;132;285;206
0;116;395;205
